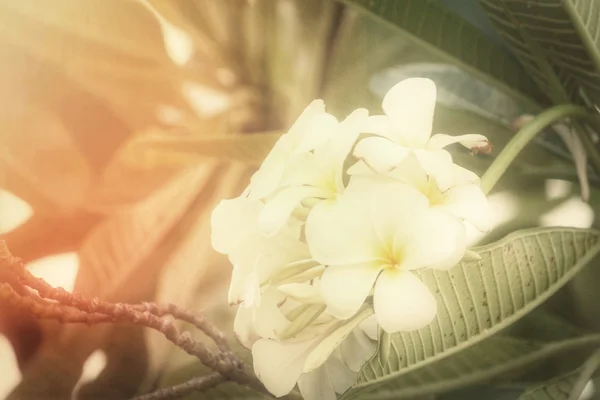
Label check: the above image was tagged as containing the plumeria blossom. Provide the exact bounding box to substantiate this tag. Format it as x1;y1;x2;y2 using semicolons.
256;108;370;237
305;179;466;333
246;100;339;201
348;155;491;231
211;196;311;307
235;286;377;399
211;88;491;399
354;78;489;191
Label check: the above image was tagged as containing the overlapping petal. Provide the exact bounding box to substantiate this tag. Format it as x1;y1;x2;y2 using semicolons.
381;77;436;147
319;263;381;320
374;270;437;332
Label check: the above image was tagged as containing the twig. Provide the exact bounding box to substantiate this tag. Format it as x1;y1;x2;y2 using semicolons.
130;302;230;352
131;373;225;400
0;241;242;379
0;240;274;400
0;282;114;324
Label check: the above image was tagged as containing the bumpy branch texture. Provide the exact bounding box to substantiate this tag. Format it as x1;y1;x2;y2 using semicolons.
0;240;269;399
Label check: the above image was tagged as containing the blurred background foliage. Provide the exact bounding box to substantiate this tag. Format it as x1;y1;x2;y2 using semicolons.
1;0;600;399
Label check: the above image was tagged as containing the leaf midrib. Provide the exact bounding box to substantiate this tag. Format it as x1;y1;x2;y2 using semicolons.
348;335;600;399
349;228;600;391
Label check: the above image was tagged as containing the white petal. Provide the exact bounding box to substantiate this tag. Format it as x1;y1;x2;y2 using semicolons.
413;149;455;192
256;237;312;283
451;163;481;186
210;197;262;254
247;137;290;200
233;306;259;349
324;351;356;393
253;288;290;339
305;197;379;265
439;184;491;232
228;261;260;306
399;209;466;271
358;314;379;340
382;78;436;147
278;282;324;304
387;154;429;189
319;263;381;320
339;329;376;372
292;112;340;155
298;365;337;400
303;306;373;373
347;160;376;176
374;270;437;333
427;133;489;150
258;186;326;237
354;137;411;173
361;115;400;142
365;181;429;245
252;338;318;397
314;108;369;190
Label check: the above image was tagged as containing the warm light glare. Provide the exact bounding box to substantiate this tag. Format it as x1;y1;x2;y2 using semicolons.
26;253;80;292
0;190;33;234
72;350;108;399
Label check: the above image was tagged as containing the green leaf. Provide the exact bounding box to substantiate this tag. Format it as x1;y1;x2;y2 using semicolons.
342;227;600;399
478;0;600;106
518;349;600;400
339;0;544;109
345;335;600;400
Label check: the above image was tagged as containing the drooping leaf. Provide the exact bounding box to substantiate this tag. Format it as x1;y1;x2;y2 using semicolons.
320;5;569;177
477;0;600;107
147;0;338;129
342;227;600;399
339;0;545;109
126;131;281;168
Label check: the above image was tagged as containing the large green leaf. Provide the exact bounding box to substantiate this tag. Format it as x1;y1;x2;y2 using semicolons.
342;227;600;399
518;349;600;400
345;335;600;400
342;311;600;399
339;0;545;109
478;0;600;106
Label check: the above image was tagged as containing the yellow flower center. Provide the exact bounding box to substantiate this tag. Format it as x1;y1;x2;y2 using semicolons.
418;177;445;206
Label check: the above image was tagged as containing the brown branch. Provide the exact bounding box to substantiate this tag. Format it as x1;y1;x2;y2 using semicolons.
0;241;242;379
129;302;230;352
131;373;225;400
0;240;274;400
0;282;114;324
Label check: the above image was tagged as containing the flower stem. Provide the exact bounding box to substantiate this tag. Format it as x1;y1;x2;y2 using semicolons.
481;104;594;194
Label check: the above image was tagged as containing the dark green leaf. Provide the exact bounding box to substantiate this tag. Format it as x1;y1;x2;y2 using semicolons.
339;0;544;109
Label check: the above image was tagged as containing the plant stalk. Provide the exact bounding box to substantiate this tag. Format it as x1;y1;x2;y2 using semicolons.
481;104;595;194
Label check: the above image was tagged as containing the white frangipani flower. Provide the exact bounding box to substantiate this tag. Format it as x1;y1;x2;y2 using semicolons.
348;155;491;231
354;77;489;190
211;91;491;399
211;196;310;307
256;108;370;237
234;286;376;399
305;179;466;333
246;100;339;200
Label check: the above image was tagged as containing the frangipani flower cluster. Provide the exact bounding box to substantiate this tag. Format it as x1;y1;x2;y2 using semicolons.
211;78;490;399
